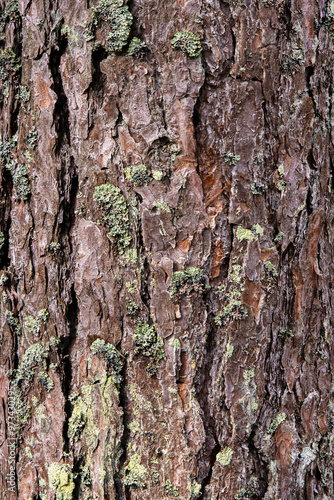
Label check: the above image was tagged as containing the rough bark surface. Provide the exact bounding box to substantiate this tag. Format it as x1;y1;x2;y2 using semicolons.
0;0;334;499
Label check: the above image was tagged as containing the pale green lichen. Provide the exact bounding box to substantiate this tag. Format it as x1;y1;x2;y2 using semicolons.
274;231;284;243
276;180;286;191
0;134;30;200
276;164;286;191
122;451;147;488
68;375;114;449
125;279;137;293
152;169;164;181
90;339;123;384
236;224;263;242
226;342;234;358
234;477;258;500
6;310;21;335
168;338;181;349
126;298;139;316
47;242;61;254
68;395;88;442
243;367;255;381
264;412;286;440
124;164;152;186
0;0;20;40
278;327;294;338
153;199;171;213
37;371;54;391
164;478;180;497
61;24;85;52
24;309;49;335
215;264;248;325
278;164;284;176
223;151;240;166
190;481;202;498
48;462;75;500
250;182;267;194
0;45;21;104
170;267;205;301
171;30;202;57
134;323;164;376
264;261;278;279
119;247;138;266
92;0;133;53
94;183;131;252
11;341;56;428
217;446;233;466
127;37;146;57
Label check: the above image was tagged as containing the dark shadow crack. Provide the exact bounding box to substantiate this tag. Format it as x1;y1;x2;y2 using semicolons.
194;320;221;498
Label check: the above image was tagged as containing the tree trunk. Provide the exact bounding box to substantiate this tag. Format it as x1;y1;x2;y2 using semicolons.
0;0;333;499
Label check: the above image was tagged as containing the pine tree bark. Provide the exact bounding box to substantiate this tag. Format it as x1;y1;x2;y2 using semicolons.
0;0;334;499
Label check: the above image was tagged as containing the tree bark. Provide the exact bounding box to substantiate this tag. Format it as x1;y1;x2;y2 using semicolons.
0;0;334;499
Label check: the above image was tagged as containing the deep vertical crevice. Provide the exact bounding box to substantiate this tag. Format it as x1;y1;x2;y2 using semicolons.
49;29;70;154
195;320;221;497
114;358;130;500
61;284;78;455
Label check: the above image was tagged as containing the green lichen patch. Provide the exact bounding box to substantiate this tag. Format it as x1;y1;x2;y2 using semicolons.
222;151;240;166
217;446;233;466
6;310;21;335
226;341;234;358
0;45;21;103
133;323;164;376
274;231;284;243
250;182;267;194
124;164;152;186
15;84;30;103
15;342;50;389
278;327;294;339
47;241;61;254
236;224;263;242
68;395;88;442
61;24;85;52
275;164;286;192
48;462;75;500
164;479;180;497
264;412;286;440
264;261;278;279
0;135;31;200
24;309;49;335
0;0;20;38
168;338;181;349
127;37;147;57
234;477;258;500
92;0;133;53
27;126;38;149
122;451;147;488
171;30;202;57
126;298;139;316
215;264;248;325
191;481;202;498
37;371;54;391
10;340;57;428
94;183;131;252
90;339;123;384
67;381;109;446
152;169;164;181
170;267;205;301
153;199;171;213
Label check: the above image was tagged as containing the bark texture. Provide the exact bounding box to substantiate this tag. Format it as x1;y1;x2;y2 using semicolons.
0;0;334;499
